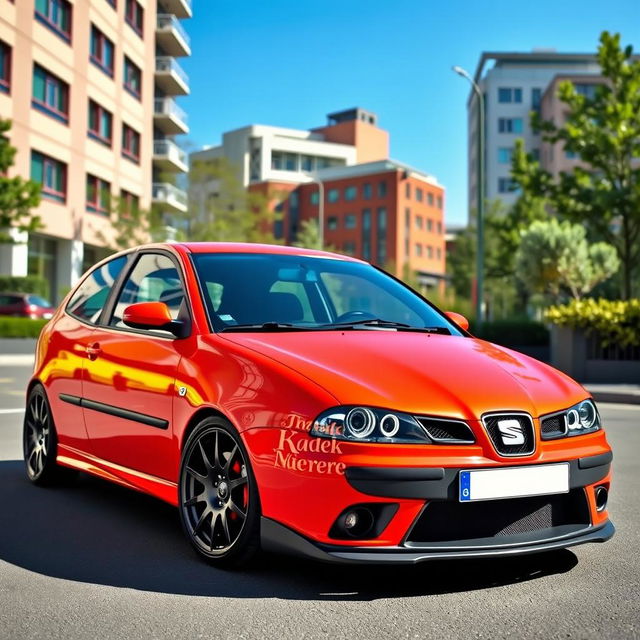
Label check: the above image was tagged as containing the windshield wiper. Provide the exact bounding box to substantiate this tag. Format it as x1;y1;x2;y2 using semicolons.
323;319;451;334
220;322;313;333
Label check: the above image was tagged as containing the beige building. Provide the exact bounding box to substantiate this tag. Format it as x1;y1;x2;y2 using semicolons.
0;0;191;302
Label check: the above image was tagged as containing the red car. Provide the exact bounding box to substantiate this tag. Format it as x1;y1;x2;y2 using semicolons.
24;243;614;567
0;292;55;319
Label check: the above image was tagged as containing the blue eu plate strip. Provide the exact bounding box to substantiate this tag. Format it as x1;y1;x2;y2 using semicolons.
459;471;471;501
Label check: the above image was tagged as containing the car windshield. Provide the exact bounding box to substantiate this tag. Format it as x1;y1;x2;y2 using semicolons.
191;253;463;336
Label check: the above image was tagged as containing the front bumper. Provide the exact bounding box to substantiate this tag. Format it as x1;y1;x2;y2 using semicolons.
261;518;615;565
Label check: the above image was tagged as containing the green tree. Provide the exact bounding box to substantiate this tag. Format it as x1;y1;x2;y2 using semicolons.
515;219;619;301
293;219;322;250
0;118;42;243
188;157;278;243
511;31;640;298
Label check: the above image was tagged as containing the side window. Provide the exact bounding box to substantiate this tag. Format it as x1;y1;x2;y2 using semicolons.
110;253;185;329
67;255;127;324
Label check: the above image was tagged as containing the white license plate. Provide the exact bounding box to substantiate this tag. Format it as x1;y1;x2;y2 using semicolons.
459;463;569;502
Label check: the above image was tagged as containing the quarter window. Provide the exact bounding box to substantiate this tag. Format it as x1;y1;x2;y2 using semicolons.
67;255;127;324
32;64;69;123
90;25;114;76
110;253;186;330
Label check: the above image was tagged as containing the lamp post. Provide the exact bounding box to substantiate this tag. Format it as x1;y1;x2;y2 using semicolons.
308;178;325;248
453;65;485;329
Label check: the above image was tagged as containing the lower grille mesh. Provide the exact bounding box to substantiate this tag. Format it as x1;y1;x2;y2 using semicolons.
407;489;590;543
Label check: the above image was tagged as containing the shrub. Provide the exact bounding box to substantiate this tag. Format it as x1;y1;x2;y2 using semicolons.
545;298;640;347
469;319;550;347
0;316;48;338
0;275;48;298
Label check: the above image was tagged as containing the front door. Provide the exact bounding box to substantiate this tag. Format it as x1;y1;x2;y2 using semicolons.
81;252;189;481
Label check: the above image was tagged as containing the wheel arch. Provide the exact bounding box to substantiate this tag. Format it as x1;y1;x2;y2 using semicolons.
179;406;239;454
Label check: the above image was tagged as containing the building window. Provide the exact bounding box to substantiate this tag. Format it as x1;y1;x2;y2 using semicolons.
345;185;357;201
328;188;339;203
301;155;313;171
498;147;513;164
498;117;523;134
32;64;69;123
427;192;434;206
376;207;387;265
415;187;423;202
498;177;517;193
436;248;442;260
362;208;371;261
0;41;11;94
415;215;423;230
90;25;114;76
345;214;356;229
120;190;139;216
284;153;296;171
377;181;387;198
437;221;442;234
498;87;522;103
531;148;541;161
271;151;283;170
565;149;578;159
343;241;355;256
125;0;143;37
426;218;433;232
574;83;597;99
88;100;113;146
427;246;433;259
310;191;319;205
123;56;141;99
405;183;411;198
415;243;422;257
122;123;140;163
363;183;371;199
35;0;72;43
532;88;542;112
31;150;66;203
437;196;443;209
327;216;338;231
86;174;111;214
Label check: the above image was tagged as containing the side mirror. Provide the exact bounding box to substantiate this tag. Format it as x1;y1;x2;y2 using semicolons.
445;311;470;332
123;302;187;338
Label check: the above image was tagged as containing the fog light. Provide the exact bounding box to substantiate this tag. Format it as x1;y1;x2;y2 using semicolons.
344;511;359;530
595;485;608;512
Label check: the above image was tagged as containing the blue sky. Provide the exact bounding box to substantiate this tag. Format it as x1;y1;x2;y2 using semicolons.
181;0;640;226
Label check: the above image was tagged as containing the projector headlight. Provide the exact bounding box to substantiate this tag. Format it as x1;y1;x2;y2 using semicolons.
310;406;430;443
566;399;601;435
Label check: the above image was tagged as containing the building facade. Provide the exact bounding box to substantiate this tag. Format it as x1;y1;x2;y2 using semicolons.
0;0;191;302
467;51;600;222
190;110;446;291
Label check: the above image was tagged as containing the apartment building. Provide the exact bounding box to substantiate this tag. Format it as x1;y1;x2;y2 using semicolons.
190;110;446;290
466;51;600;221
0;0;191;302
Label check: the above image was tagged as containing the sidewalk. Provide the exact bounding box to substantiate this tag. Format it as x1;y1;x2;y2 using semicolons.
585;384;640;406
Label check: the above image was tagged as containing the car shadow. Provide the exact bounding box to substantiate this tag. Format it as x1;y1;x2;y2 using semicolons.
0;460;579;600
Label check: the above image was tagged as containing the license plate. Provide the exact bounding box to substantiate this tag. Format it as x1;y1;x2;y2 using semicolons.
459;463;569;502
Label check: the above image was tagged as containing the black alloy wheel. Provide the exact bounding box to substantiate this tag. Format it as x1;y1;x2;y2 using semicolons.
179;417;260;567
23;385;67;485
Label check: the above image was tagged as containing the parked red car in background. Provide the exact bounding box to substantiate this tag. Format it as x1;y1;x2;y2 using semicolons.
0;293;55;319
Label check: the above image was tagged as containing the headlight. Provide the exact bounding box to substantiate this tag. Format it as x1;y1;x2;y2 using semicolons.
566;398;600;435
310;406;430;443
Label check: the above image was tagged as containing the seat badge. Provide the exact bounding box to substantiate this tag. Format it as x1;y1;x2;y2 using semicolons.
177;386;188;397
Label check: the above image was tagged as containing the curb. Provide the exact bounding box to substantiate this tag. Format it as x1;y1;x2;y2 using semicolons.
588;390;640;406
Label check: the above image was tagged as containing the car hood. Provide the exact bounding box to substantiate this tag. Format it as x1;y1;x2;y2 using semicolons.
218;331;587;420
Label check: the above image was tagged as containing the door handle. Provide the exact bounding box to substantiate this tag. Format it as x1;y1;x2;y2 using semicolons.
86;343;101;360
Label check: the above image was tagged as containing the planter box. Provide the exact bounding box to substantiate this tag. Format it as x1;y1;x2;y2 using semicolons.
551;326;640;383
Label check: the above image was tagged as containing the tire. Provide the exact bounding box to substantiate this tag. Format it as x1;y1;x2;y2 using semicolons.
178;416;261;568
23;384;73;486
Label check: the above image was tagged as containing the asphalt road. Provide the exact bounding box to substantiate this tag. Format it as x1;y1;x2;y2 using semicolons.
0;362;639;640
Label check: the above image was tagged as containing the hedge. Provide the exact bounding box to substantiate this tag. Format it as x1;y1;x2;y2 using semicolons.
469;319;550;347
546;298;640;347
0;275;48;297
0;316;48;338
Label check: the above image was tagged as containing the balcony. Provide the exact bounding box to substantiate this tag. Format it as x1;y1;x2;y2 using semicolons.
155;56;189;96
154;98;189;135
153;139;188;173
156;14;191;57
157;0;192;19
152;183;188;213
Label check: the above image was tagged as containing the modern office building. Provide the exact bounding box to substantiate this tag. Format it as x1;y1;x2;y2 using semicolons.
0;0;191;302
190;110;446;290
466;51;600;221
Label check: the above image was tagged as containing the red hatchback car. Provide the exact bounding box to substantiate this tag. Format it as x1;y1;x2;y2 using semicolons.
0;292;55;319
25;243;614;567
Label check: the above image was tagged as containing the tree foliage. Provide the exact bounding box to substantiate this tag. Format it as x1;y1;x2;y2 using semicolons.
293;219;322;250
516;219;619;301
511;31;640;298
0;118;42;243
188;157;279;243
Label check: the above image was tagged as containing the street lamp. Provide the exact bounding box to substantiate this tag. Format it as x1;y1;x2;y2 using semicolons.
307;177;325;248
453;65;485;329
